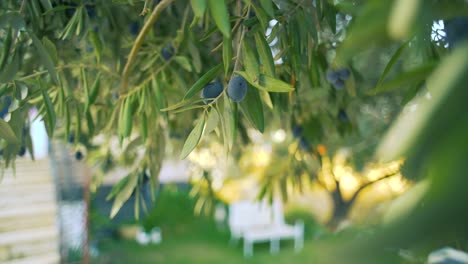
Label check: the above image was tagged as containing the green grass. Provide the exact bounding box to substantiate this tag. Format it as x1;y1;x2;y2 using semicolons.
92;186;404;264
94;225;404;264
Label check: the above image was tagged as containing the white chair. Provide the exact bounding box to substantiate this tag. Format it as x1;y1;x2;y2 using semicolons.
228;199;304;257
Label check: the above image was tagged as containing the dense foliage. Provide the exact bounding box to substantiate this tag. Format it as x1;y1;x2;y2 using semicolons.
1;1;468;258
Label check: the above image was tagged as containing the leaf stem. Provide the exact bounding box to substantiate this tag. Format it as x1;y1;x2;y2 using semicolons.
121;0;175;92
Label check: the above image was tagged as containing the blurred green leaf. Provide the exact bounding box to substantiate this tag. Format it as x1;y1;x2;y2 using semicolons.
41;37;58;64
184;64;222;99
254;30;275;77
110;173;139;218
205;108;219;134
208;0;231;38
371;63;435;95
0;27;12;71
0;52;19;84
0;12;25;30
388;0;423;40
223;36;232;75
0;119;18;143
180;114;205;159
40;86;56;137
89;73;101;106
240;85;264;132
89;31;102;63
375;41;409;89
174;56;193;72
377;44;468;162
191;0;207;18
259;0;274;17
29;32;59;85
237;71;294;92
241;41;260;80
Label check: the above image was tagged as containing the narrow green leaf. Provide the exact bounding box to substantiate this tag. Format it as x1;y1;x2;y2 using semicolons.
259;0;274;17
81;68;90;112
106;175;130;201
40;83;56;137
86;111;94;136
188;42;202;73
161;97;207;112
324;1;337;34
74;104;81;145
89;73;101;105
75;7;84;36
377;44;468;162
110;173;139;218
123;98;133;137
60;8;79;39
223;36;232;75
0;12;26;30
39;0;53;10
0;52;19;83
65;101;71;140
30;32;59;85
237;71;294;92
254;30;275;77
89;31;102;63
208;0;231;38
251;4;269;31
191;0;207;18
42;37;58;64
375;41;410;89
180;114;206;159
240;86;264;132
171;104;205;114
174;56;193;72
0;27;12;71
184;64;222;99
118;101;126;138
242;41;260;80
0;119;18;143
141;113;148;142
215;104;229;154
0;85;9;98
299;9;318;43
371;64;436;95
205;108;219;134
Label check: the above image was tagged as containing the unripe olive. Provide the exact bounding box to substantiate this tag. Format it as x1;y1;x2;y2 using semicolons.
201;82;223;104
161;45;174;61
227;75;247;102
336;68;350;80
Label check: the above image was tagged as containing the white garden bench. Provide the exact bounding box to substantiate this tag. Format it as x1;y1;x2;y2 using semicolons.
228;199;304;257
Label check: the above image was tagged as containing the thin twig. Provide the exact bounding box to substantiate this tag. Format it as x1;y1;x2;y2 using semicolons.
13;64;120;83
19;0;27;14
121;0;175;92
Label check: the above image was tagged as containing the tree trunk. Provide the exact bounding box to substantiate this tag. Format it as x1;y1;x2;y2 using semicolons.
328;201;353;231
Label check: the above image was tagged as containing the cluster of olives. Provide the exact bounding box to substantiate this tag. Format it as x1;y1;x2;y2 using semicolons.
200;75;248;104
326;68;351;90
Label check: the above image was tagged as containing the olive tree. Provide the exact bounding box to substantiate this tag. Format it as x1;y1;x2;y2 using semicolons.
0;0;467;244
